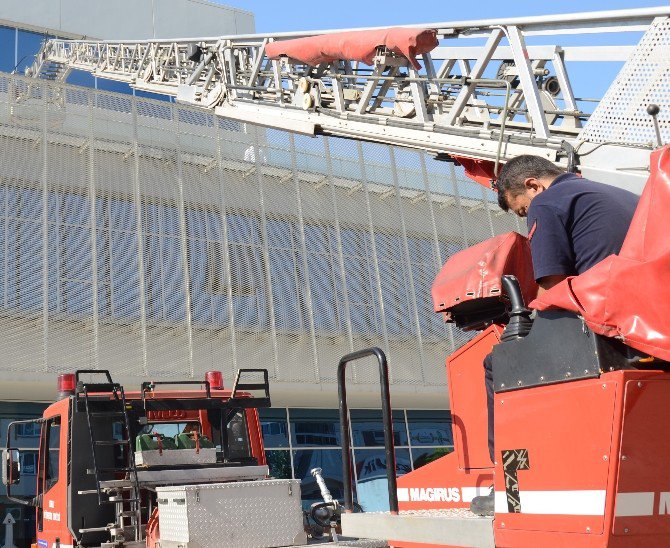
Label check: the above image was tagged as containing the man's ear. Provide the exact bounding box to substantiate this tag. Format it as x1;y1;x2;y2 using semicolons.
524;177;543;193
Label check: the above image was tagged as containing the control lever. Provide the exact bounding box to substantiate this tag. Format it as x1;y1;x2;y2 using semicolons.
647;104;663;148
501;275;533;342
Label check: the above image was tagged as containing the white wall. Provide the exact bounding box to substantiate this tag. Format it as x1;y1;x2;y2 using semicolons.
0;0;254;40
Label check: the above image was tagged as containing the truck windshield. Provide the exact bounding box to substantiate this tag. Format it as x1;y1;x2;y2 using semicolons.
136;412;251;460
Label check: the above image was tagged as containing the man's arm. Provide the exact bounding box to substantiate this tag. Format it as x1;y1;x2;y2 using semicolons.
536;274;567;295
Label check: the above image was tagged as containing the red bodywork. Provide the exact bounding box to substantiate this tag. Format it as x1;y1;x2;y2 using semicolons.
396;326;498;507
533;145;670;362
393;150;670;547
265;28;438;70
451;155;499;188
30;388;265;548
431;231;538;318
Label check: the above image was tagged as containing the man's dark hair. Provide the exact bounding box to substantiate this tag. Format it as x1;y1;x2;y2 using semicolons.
496;155;564;211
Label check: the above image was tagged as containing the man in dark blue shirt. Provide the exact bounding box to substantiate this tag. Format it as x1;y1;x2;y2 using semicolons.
497;155;638;290
470;155;639;516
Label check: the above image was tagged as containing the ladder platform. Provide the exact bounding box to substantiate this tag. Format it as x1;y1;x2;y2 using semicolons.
341;509;494;548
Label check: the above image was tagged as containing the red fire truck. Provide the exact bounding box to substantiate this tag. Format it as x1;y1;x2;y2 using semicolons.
9;6;670;547
2;369;308;547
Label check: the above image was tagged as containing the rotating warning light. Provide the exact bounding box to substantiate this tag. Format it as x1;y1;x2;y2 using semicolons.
57;373;76;399
205;370;224;390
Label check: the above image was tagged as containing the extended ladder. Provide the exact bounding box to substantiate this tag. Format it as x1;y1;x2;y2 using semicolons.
28;7;670;190
76;370;142;543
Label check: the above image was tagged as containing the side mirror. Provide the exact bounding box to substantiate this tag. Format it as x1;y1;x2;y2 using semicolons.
2;449;20;485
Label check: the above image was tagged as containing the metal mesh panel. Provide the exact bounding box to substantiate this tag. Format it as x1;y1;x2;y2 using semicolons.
0;73;520;387
580;17;670;145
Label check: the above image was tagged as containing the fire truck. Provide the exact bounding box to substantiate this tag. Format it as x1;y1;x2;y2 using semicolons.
2;369;313;547
4;5;670;548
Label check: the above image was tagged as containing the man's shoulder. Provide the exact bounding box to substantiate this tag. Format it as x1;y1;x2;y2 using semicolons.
535;174;624;208
527;195;563;219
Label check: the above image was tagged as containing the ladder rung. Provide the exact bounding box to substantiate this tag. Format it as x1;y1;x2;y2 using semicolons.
79;526;111;533
101;498;140;504
88;411;126;417
97;467;136;473
99;480;134;488
94;440;130;446
79;382;119;392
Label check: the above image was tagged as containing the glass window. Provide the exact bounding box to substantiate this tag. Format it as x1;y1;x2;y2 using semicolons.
411;447;454;470
406;410;453;446
350;409;407;447
136;89;172;102
66;69;95;88
259;408;289;448
226;410;251;460
354;448;411;511
20;451;37;475
265;450;292;479
95;77;133;95
293;449;343;509
17;29;48;74
46;417;60;490
290;409;340;447
0;26;15;72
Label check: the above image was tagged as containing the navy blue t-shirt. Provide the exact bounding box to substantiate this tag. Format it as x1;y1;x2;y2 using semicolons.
526;173;639;282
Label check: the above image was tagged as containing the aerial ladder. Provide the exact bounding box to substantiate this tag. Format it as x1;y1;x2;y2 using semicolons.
27;7;670;192
21;7;670;548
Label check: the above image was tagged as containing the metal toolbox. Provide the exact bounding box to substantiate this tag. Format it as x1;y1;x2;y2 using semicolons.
156;479;307;548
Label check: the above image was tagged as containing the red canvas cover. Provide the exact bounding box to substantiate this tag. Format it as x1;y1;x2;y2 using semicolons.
532;145;670;361
265;28;438;70
432;232;538;315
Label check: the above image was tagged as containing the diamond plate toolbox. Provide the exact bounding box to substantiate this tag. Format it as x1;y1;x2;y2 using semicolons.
156;479;307;547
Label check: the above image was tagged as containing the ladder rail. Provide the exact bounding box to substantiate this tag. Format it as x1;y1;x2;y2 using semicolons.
79;379;142;542
117;385;142;542
26;8;670;191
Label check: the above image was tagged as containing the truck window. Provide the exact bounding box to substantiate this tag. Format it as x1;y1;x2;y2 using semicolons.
227;411;251;460
45;416;61;491
37;416;61;532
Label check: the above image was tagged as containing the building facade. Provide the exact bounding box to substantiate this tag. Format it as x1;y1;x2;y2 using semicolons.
0;1;523;538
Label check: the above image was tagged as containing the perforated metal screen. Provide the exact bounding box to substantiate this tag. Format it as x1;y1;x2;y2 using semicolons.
0;73;520;388
581;17;670;146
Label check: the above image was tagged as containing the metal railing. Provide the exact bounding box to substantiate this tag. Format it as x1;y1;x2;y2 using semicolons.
338;347;398;514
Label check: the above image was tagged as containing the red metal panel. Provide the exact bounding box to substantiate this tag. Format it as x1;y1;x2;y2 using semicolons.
36;398;73;548
396;329;495;515
613;378;670;537
493;378;618;535
451;155;498;188
448;326;501;470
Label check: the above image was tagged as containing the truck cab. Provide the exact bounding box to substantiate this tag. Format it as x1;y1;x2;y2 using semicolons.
0;368;304;548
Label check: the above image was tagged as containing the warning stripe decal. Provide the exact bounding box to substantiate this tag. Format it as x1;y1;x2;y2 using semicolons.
494;490;606;515
614;492;655;517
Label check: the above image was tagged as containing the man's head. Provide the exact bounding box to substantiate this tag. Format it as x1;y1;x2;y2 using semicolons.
496;155;564;217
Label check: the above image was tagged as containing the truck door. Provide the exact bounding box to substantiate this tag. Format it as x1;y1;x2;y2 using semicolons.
36;415;67;543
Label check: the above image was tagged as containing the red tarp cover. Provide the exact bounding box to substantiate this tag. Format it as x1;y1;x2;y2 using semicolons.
532;145;670;361
432;232;538;315
265;28;438;70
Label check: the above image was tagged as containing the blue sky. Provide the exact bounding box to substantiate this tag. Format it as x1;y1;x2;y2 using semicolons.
219;1;667;33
